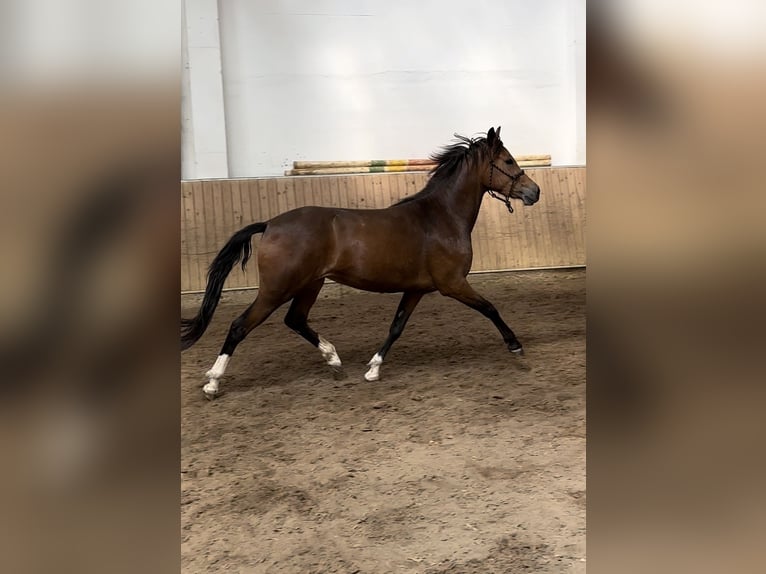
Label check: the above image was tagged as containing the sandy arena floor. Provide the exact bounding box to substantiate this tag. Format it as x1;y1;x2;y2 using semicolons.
181;269;585;573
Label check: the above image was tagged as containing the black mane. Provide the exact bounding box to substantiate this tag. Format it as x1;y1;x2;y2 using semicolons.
393;133;492;206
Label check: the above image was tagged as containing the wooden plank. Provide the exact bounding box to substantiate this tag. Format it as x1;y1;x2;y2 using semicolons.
327;175;342;210
403;173;420;200
286;176;299;213
370;174;384;208
235;179;252;287
313;174;325;207
200;180;217;287
338;175;351;210
349;175;363;209
559;169;577;265
180;184;190;292
270;177;283;217
192;181;206;291
386;172;399;205
210;180;225;264
360;173;374;210
219;178;240;288
261;178;277;226
539;168;557;266
319;175;333;210
571;167;586;264
250;179;264;286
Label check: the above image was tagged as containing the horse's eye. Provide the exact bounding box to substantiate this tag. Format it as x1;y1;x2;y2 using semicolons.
505;158;514;165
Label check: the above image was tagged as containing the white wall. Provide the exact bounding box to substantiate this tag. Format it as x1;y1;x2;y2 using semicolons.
182;0;229;179
182;0;585;179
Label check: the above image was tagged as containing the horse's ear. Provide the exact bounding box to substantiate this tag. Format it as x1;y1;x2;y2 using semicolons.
487;127;496;144
495;126;502;140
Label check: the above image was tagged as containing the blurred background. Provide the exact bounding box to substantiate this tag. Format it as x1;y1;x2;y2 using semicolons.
0;0;764;572
587;1;766;572
0;1;180;572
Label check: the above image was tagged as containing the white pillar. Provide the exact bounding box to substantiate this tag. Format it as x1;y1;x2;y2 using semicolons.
563;0;586;165
182;0;229;179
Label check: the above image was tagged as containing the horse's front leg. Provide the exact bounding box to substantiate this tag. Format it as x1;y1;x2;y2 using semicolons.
438;279;523;354
364;291;424;381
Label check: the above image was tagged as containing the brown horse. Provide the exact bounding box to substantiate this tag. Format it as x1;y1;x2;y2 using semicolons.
182;127;540;397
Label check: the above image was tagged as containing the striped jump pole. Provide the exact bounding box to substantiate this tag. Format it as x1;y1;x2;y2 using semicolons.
286;155;551;176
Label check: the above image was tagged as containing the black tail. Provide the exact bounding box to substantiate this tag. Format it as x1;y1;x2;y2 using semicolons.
181;222;268;350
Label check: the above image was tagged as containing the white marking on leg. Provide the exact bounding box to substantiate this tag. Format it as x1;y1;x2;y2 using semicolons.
203;379;219;395
318;336;342;367
205;354;230;379
203;354;230;395
364;352;383;382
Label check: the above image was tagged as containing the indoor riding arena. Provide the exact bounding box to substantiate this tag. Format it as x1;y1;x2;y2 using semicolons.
180;169;585;573
181;2;585;572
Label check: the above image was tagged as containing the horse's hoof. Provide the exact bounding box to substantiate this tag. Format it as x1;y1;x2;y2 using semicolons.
203;390;220;400
509;346;524;356
331;365;347;380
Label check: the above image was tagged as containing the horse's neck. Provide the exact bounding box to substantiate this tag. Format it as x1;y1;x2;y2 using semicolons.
434;171;485;234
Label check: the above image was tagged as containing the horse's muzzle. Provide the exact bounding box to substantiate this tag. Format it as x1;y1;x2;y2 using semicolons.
521;183;540;206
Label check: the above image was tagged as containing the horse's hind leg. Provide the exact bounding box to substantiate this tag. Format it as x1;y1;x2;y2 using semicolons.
365;291;424;382
284;279;344;378
203;293;283;397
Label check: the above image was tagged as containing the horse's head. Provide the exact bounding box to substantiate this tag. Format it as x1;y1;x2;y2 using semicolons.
482;126;540;212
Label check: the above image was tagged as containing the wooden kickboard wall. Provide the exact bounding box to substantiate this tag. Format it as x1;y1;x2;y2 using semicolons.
181;167;585;292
